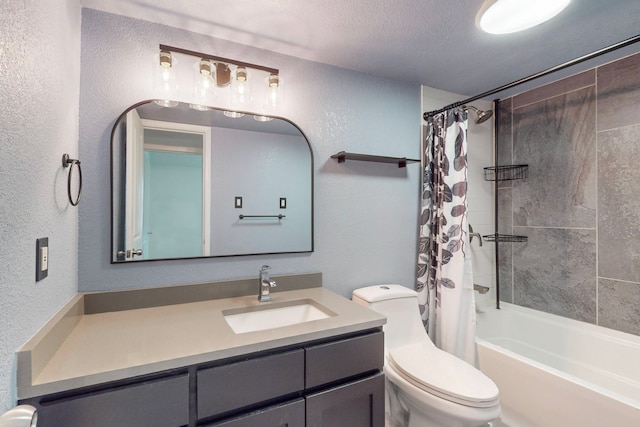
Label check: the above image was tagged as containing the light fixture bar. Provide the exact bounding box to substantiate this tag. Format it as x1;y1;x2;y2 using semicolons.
159;44;279;75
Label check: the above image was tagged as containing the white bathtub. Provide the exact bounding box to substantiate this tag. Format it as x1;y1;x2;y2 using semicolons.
476;302;640;427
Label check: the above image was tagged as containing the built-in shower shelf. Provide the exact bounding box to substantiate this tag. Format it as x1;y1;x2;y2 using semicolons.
484;164;528;181
482;234;528;243
331;151;420;168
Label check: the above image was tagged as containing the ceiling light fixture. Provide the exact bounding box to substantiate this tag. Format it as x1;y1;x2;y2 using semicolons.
477;0;571;34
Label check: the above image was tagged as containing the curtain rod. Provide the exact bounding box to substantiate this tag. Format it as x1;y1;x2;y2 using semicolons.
423;33;640;120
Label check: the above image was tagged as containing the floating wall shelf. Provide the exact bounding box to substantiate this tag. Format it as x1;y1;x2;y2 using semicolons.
482;234;528;243
484;164;528;181
331;151;420;168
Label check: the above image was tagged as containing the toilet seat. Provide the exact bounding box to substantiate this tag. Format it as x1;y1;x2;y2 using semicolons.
388;342;499;408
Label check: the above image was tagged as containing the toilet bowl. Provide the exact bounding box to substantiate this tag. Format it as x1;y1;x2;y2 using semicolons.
352;284;500;427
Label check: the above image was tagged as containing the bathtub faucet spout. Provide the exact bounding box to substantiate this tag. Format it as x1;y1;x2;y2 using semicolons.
474;284;489;294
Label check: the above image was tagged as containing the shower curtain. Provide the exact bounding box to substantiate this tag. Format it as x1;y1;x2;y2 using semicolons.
417;107;477;365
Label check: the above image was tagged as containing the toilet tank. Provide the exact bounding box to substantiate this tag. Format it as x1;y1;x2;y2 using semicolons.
352;285;431;352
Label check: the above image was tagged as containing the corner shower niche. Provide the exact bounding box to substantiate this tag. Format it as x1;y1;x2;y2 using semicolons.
483;164;529;243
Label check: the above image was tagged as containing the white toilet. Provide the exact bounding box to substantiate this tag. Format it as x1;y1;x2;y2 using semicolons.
352;284;500;427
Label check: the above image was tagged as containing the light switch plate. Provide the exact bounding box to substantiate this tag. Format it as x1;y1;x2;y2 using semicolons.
36;237;48;281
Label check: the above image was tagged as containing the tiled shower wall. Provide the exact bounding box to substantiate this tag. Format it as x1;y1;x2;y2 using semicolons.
497;51;640;336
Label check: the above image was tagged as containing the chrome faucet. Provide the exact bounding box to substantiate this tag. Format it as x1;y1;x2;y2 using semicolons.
259;265;277;302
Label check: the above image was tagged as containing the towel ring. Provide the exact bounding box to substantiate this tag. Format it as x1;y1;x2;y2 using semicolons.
62;153;82;206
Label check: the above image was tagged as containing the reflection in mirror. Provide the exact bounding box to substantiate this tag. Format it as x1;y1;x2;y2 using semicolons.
111;101;313;262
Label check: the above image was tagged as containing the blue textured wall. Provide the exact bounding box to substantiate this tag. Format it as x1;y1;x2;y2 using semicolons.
0;0;80;411
78;9;421;296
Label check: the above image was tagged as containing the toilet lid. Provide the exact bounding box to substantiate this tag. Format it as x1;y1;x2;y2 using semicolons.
388;342;499;408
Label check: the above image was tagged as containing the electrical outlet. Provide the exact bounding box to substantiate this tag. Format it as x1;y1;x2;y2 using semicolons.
36;237;48;281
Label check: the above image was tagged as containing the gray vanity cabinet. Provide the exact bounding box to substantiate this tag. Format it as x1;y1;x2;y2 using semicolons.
21;329;383;427
205;330;384;427
306;373;385;427
207;399;306;427
28;374;189;427
197;349;305;420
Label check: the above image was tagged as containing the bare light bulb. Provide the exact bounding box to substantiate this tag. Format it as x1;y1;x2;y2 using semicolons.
153;51;178;107
231;66;251;107
267;74;280;108
193;58;215;107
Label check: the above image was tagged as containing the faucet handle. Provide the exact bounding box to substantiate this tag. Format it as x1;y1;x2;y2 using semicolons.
260;265;271;273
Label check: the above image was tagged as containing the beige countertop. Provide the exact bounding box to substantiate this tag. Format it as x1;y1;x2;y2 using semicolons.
17;279;385;399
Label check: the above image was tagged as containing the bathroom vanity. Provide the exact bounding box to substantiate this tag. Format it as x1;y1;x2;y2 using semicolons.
16;274;386;427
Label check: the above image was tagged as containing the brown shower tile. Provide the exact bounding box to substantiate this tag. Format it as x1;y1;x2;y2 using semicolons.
513;227;596;323
597;51;640;132
498;244;513;304
512;86;596;228
513;70;595;109
496;98;514;189
599;278;640;336
597;124;640;283
497;187;513;303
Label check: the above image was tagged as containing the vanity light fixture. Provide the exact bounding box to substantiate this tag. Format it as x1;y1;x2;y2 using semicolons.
477;0;571;34
154;44;282;112
223;111;245;118
189;103;213;111
231;66;251;107
192;58;215;107
262;73;282;113
153;50;178;107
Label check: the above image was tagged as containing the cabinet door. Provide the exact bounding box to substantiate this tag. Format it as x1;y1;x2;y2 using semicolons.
35;375;189;427
306;373;384;427
207;399;305;427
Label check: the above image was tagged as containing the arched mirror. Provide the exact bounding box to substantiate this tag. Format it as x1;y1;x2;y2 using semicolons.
111;101;313;262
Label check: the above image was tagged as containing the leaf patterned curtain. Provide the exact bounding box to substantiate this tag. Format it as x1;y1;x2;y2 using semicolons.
417;107;477;365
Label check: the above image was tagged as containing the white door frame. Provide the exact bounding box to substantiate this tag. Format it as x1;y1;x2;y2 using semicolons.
140;119;212;257
124;109;145;260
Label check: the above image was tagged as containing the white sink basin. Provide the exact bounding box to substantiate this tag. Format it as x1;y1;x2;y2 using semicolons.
223;299;335;334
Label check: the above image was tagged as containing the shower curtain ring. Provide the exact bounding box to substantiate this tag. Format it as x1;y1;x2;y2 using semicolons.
62;153;82;206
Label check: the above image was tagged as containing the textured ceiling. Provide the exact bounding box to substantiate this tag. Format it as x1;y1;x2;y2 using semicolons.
81;0;640;97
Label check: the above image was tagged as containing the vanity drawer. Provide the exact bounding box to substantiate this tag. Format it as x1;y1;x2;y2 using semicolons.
35;374;189;427
305;330;383;389
197;348;305;420
206;398;305;427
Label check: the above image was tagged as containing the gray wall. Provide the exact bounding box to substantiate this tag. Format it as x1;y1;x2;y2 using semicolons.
0;0;81;411
78;9;421;296
497;51;640;336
